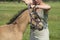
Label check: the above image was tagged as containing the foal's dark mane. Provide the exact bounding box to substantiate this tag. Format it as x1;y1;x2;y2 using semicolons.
7;8;28;24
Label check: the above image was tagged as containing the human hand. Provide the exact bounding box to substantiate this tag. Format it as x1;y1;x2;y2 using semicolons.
23;0;33;5
23;0;51;10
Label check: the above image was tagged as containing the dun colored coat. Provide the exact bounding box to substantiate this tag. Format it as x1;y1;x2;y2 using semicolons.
0;8;43;40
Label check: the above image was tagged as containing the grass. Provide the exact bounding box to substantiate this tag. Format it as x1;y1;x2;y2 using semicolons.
0;2;60;40
0;2;27;25
47;2;60;40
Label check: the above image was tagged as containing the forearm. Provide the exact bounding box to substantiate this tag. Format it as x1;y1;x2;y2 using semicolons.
31;5;51;10
36;5;51;9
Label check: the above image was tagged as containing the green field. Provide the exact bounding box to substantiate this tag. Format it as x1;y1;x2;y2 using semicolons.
0;2;60;40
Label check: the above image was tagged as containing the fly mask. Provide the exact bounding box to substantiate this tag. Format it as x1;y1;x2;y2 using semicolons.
28;5;44;31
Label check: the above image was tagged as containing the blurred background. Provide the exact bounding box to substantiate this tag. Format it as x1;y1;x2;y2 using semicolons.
0;0;60;40
0;0;60;2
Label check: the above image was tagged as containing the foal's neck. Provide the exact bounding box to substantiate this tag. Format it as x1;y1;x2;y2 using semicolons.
11;10;30;30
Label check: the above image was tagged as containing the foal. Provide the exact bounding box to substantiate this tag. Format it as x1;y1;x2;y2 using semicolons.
0;8;31;40
0;8;43;40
